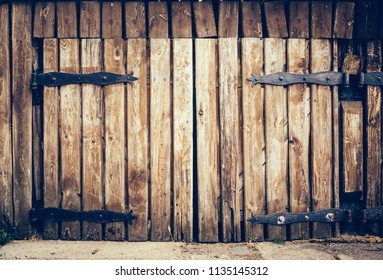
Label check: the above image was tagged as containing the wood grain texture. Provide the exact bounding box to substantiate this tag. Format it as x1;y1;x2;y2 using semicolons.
102;2;122;39
311;1;332;38
193;1;217;38
196;39;219;242
125;2;146;38
218;1;239;38
43;39;59;239
287;39;310;240
289;1;309;38
242;38;265;241
241;1;263;38
12;3;33;238
104;39;126;241
81;39;103;240
127;39;149;241
57;2;77;38
33;2;55;38
171;1;192;38
173;39;193;242
333;1;355;39
355;1;379;39
150;39;171;241
264;38;288;241
148;2;168;38
264;1;288;38
310;39;333;238
59;39;81;240
80;1;100;38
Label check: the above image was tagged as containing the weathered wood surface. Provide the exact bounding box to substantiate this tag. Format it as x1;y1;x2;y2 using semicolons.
242;38;265;241
102;2;122;39
193;1;217;38
241;1;262;38
127;39;149;241
125;2;146;38
150;39;171;241
148;2;168;38
355;1;379;39
59;39;81;240
196;39;219;242
311;39;333;238
33;2;55;38
173;39;193;242
333;1;355;39
104;39;126;241
81;39;103;240
287;39;310;240
57;1;77;38
311;1;332;38
80;1;100;38
289;1;309;38
218;1;239;38
264;38;288;241
264;1;288;38
171;1;192;38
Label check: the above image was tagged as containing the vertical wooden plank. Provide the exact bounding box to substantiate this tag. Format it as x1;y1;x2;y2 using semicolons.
289;1;309;38
264;1;288;38
0;4;13;229
12;3;33;239
33;2;55;38
287;39;310;240
148;2;168;38
193;1;217;38
57;1;77;38
125;2;146;38
104;39;126;241
59;39;81;240
196;39;219;243
218;1;239;38
355;1;379;39
171;1;192;38
81;39;102;240
80;1;101;38
264;38;288;241
150;39;171;241
102;2;122;39
311;39;333;238
241;1;263;38
127;39;149;241
311;1;333;39
242;38;265;241
333;1;355;39
173;39;193;242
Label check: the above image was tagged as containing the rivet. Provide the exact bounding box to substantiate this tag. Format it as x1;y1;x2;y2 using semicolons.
378;77;382;81
279;76;284;81
303;77;307;81
52;77;56;81
103;76;107;80
199;110;204;116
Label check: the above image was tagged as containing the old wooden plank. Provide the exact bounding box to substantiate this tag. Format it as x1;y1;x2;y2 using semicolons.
355;1;379;39
59;39;81;240
264;38;288;241
242;38;265;242
80;1;100;38
264;1;288;38
0;4;13;229
81;39;103;240
104;39;126;241
102;1;122;39
218;1;239;38
311;1;333;39
171;1;192;38
12;3;33;239
287;39;310;240
193;1;217;38
311;39;333;238
33;2;55;38
196;39;219;242
148;2;168;38
125;2;146;38
241;1;263;38
333;1;355;39
289;1;309;38
127;39;148;241
57;1;77;38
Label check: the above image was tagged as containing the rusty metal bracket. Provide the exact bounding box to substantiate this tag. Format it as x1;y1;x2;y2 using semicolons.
359;72;383;86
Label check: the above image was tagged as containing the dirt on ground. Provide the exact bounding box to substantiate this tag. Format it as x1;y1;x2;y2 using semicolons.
0;234;382;260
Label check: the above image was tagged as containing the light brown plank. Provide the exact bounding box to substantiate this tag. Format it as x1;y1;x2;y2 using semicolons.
127;39;149;241
81;39;103;240
173;39;193;242
289;1;309;38
311;39;333;238
311;1;332;39
193;1;217;38
264;1;288;38
242;38;265;242
171;1;192;38
12;3;33;239
148;2;168;38
102;2;122;39
104;39;126;241
241;1;263;38
287;39;310;240
333;1;355;39
59;39;81;240
80;1;101;38
264;38;288;241
125;2;146;38
218;1;239;38
33;2;55;38
196;39;219;243
57;1;77;38
150;39;171;241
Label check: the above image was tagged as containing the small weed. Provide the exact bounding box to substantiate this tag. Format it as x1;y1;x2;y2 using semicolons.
0;227;13;245
271;236;285;244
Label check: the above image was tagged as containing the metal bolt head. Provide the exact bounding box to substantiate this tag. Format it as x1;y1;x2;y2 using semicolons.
279;76;284;81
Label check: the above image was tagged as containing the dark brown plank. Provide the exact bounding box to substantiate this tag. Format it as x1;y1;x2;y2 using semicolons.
218;1;239;38
264;1;288;38
241;1;263;38
311;1;333;39
33;2;55;38
57;1;77;38
125;2;146;38
102;1;122;39
193;1;217;38
333;1;355;39
289;1;309;38
171;1;192;38
355;1;379;39
80;1;101;38
148;1;168;38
